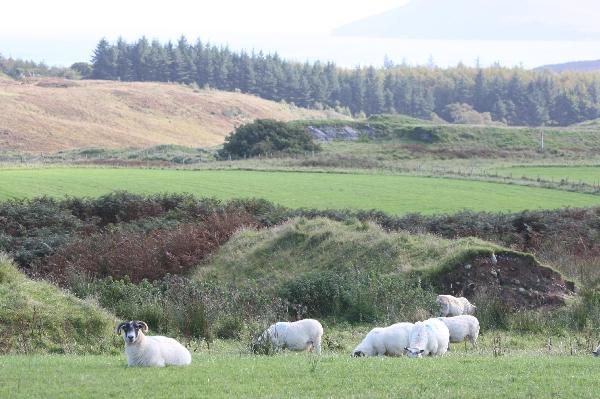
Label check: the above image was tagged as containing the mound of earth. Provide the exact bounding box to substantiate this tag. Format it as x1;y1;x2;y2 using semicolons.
199;218;573;312
0;253;119;354
436;252;574;310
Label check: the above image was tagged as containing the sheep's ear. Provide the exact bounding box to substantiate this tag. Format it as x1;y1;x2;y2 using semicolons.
136;321;149;333
117;322;128;335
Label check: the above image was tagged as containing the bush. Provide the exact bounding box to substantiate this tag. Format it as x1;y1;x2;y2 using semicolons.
442;103;495;125
282;270;436;323
40;211;256;284
72;274;289;342
219;119;321;159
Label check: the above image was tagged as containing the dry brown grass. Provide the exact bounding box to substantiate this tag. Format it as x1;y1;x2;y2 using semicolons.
0;78;342;152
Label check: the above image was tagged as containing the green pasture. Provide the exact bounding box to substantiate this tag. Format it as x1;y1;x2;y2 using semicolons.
1;168;600;214
494;165;600;185
1;353;598;398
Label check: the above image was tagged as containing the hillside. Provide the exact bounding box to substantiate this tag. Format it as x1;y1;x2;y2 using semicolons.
0;77;343;152
0;253;118;354
297;114;600;157
197;218;572;317
536;60;600;73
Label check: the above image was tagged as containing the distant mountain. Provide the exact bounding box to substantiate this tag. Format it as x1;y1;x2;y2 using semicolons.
535;60;600;73
334;0;600;41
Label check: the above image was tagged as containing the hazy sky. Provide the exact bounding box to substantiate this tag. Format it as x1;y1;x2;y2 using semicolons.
0;0;406;35
1;0;599;68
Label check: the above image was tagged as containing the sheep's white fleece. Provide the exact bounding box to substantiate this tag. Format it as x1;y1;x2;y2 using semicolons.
125;333;191;367
353;322;413;357
406;318;449;358
437;315;480;348
436;295;476;317
261;319;324;354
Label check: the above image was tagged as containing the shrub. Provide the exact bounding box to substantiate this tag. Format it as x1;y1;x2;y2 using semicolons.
442;103;495;125
40;211;257;284
282;270;436;324
72;274;289;342
219;119;321;159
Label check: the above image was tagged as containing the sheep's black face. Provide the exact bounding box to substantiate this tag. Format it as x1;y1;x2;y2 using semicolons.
117;321;147;344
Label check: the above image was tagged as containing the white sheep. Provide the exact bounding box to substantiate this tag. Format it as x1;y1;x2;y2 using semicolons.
352;322;413;357
436;294;477;317
405;318;449;358
254;319;323;354
437;315;480;349
117;321;192;367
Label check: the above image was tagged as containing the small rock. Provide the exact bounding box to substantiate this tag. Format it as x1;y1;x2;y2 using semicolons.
464;264;472;270
518;287;527;294
490;269;498;277
513;279;521;285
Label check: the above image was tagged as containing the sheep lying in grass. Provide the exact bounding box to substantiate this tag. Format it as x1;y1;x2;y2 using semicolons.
404;318;449;358
352;322;413;357
117;321;191;367
253;319;323;354
436;294;477;317
437;315;480;349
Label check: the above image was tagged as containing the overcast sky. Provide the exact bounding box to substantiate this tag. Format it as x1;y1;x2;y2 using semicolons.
1;0;599;68
0;0;406;35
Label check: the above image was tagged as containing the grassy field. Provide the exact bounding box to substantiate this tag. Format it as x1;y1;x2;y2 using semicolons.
2;168;600;214
1;353;598;398
494;165;600;185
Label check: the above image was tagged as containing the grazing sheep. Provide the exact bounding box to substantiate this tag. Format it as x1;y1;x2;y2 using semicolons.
436;294;477;317
352;322;413;357
254;319;323;354
437;315;480;349
117;321;191;367
405;318;450;358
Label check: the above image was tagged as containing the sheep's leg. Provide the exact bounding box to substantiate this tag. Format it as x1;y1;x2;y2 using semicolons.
314;340;322;355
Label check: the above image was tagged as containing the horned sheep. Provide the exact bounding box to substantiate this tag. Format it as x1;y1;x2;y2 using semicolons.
352;322;413;357
405;318;450;358
436;294;477;317
117;321;192;367
254;319;324;354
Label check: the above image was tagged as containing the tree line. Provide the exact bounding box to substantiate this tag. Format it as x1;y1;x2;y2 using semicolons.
0;53;77;79
6;36;600;127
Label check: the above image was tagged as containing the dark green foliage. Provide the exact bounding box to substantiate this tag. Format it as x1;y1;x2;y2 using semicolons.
87;37;600;126
281;271;436;323
71;275;288;341
219;119;321;159
70;62;92;78
0;53;77;79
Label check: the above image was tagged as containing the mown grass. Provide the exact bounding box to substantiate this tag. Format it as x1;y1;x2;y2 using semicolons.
1;168;600;214
1;352;598;398
494;165;600;185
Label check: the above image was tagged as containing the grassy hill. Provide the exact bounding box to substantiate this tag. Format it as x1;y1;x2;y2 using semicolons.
297;114;600;155
0;253;118;354
197;218;571;322
0;77;344;152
